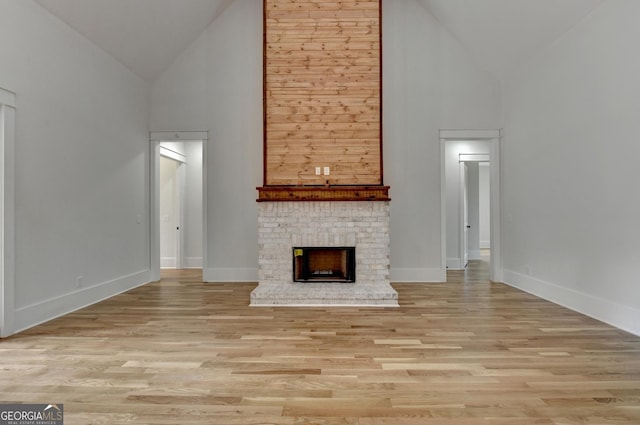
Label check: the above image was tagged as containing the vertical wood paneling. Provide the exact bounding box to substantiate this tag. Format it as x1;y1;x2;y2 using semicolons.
264;0;382;186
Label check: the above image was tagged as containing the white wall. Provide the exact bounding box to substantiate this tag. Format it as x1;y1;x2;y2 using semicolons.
0;0;150;335
150;0;501;283
380;0;500;281
150;0;263;281
502;0;640;335
184;141;203;268
478;163;491;249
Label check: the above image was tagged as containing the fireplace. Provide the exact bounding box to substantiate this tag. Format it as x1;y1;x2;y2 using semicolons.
251;201;397;306
293;247;355;283
251;0;397;306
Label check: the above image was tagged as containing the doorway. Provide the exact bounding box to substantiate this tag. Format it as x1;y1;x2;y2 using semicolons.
440;130;502;283
149;131;207;281
0;87;16;337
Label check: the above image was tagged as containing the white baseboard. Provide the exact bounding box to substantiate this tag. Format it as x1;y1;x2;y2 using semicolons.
447;258;464;270
480;240;490;249
13;269;151;335
162;257;203;269
184;257;203;269
203;267;258;282
503;269;640;337
468;249;482;260
161;257;176;268
390;267;446;283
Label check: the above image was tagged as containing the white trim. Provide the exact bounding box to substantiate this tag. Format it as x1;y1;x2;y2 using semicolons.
160;146;187;163
391;267;446;283
0;87;16;338
459;153;490;162
150;131;208;141
468;249;482;260
503;270;640;337
184;257;203;269
13;270;151;335
161;257;177;268
446;258;464;270
440;129;503;282
440;129;500;140
480;240;491;249
204;268;258;282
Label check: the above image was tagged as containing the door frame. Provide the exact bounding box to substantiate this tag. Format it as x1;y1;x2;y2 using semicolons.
149;131;208;280
0;87;16;338
440;129;502;282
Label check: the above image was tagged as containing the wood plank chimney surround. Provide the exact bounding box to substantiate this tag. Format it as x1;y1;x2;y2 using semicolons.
252;0;397;306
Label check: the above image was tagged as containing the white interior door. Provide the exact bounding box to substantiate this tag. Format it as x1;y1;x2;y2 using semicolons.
461;162;470;268
159;156;183;268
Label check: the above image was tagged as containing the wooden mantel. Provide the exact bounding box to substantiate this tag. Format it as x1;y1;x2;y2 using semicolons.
259;0;385;201
257;185;389;202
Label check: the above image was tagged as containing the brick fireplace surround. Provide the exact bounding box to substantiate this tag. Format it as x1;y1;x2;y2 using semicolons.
251;200;398;306
252;0;397;306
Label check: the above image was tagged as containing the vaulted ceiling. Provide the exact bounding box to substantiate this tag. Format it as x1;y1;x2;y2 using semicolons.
34;0;235;81
418;0;604;80
34;0;604;82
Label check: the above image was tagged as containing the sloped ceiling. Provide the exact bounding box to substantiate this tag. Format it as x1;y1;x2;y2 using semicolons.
418;0;604;80
34;0;235;81
34;0;604;83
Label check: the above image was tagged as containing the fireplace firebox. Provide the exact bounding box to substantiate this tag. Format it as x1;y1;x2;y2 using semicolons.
293;247;355;283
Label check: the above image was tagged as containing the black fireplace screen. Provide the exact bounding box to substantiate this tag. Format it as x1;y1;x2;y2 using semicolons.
293;247;356;283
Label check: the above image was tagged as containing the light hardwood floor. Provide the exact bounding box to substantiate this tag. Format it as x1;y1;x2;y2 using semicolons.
1;261;639;424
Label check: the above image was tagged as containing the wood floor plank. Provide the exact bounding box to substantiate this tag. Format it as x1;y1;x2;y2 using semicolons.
1;258;639;424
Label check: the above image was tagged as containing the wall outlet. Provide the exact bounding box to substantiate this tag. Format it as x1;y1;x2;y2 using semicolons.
323;166;330;176
315;167;321;175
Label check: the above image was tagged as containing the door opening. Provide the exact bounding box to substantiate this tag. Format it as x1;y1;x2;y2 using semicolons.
150;131;207;280
440;130;502;282
1;87;16;338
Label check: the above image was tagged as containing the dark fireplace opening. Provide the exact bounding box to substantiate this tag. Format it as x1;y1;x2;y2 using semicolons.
293;247;356;283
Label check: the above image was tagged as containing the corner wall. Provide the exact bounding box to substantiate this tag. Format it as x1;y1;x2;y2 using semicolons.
501;0;640;335
0;1;151;335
